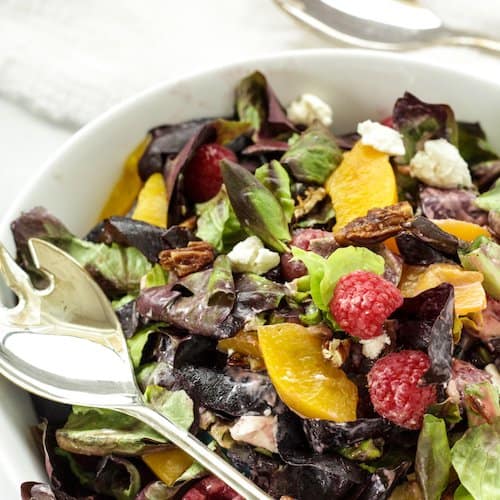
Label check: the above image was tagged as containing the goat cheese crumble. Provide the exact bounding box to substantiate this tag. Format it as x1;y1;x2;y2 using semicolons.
286;93;333;127
409;138;472;189
357;120;405;156
360;333;391;360
227;236;280;275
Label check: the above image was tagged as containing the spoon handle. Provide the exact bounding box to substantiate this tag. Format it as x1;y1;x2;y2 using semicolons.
120;403;271;500
446;34;500;54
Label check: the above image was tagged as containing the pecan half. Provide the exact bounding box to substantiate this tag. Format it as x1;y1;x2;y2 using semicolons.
159;241;215;277
335;201;414;246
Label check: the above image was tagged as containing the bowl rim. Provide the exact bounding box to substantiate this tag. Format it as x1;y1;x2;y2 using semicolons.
2;47;500;237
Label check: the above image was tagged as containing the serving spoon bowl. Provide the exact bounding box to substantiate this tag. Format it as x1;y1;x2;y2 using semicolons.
0;238;270;500
275;0;500;53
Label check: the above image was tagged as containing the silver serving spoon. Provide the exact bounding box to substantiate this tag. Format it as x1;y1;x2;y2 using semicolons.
275;0;500;52
0;238;270;500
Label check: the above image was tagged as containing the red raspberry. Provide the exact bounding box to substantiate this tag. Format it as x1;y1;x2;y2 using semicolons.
330;270;403;339
368;350;437;429
183;143;237;203
182;476;243;500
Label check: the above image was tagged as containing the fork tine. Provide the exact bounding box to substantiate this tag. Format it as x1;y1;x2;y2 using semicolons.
0;243;43;324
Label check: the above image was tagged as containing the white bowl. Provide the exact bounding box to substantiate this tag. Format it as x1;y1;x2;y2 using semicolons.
1;49;500;497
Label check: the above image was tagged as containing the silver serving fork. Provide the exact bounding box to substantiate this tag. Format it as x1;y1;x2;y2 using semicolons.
0;238;270;500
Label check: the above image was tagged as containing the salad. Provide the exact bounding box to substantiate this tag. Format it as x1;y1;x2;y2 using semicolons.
16;71;500;500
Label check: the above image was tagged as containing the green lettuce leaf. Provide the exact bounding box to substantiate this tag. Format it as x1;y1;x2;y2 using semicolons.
291;246;327;309
454;484;474;500
463;381;500;427
63;239;152;297
195;188;247;253
214;118;253;145
459;236;500;299
127;324;167;369
221;159;291;252
451;417;500;500
56;387;193;456
475;179;500;211
235;71;267;131
281;121;343;184
291;246;384;311
141;264;168;289
255;160;294;223
415;415;451;500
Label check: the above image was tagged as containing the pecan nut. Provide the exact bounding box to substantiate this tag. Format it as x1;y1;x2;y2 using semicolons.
335;201;413;246
159;241;215;277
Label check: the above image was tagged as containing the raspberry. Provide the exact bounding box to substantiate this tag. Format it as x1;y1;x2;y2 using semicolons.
182;476;243;500
330;270;403;339
368;350;437;430
183;143;237;203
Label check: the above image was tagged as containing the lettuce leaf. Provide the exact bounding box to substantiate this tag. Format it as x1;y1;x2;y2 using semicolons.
255;160;294;223
195;188;246;252
415;415;451;500
451;417;500;500
221;159;291;252
137;256;238;338
475;179;500;211
291;246;384;311
281;121;343;184
393;92;458;163
457;121;498;167
56;387;193;456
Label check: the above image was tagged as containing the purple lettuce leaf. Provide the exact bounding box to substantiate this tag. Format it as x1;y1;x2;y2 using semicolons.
351;461;411;500
11;208;152;298
402;216;460;256
35;422;100;499
394;283;454;385
395;232;451;266
276;411;368;499
235;71;296;141
471;160;500;191
85;216;172;263
232;273;287;323
419;186;489;226
20;482;59;500
393;92;458;163
227;443;366;500
168;365;278;417
241;138;289;156
115;298;140;339
137;256;238;339
303;418;393;454
138;118;214;180
164;123;217;224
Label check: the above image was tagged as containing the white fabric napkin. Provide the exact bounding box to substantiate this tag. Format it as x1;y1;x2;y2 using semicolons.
0;0;499;127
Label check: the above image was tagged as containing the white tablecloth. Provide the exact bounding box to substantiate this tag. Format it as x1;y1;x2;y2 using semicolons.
1;0;500;213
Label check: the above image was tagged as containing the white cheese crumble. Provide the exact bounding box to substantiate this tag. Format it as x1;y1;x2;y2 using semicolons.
360;333;391;360
227;236;280;275
286;93;333;127
229;415;278;453
357;120;405;156
409;138;472;189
